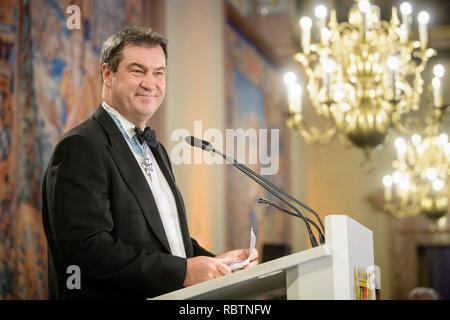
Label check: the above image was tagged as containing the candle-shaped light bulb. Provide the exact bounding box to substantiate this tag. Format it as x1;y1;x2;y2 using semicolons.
444;143;450;155
287;83;302;114
395;137;407;161
314;5;327;36
398;24;407;43
425;168;438;181
432;77;441;89
284;72;301;113
387;56;400;71
315;5;328;43
400;2;412;39
283;72;297;86
432;77;442;107
300;16;312;28
418;11;429;48
432;179;445;192
387;56;400;100
323;58;335;100
321;27;331;45
395;137;406;148
359;0;371;13
359;0;370;40
418;11;430;24
399;177;410;192
299;16;312;54
411;134;421;146
438;133;448;145
393;170;402;184
383;175;393;202
323;58;336;73
400;2;412;15
433;64;445;78
315;5;327;17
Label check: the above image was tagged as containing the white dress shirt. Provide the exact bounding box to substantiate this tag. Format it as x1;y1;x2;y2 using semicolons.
101;101;186;258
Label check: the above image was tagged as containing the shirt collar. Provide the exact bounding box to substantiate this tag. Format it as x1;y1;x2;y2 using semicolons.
101;101;137;140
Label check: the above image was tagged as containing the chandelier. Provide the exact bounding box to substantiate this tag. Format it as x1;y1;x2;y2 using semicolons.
382;131;449;219
284;0;439;151
382;62;449;220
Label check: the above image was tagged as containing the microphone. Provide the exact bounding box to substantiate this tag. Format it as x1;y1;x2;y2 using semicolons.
185;136;325;248
186;136;214;152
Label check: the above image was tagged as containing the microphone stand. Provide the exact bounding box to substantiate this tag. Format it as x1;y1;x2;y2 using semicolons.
221;148;325;233
187;136;324;248
213;148;318;247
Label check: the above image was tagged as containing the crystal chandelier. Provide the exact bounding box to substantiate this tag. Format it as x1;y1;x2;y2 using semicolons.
382;132;449;219
382;62;449;219
284;0;439;151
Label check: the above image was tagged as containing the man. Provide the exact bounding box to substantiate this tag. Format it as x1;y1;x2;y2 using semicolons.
42;26;257;300
408;287;439;300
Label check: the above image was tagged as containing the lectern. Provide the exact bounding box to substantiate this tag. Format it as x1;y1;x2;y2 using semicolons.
151;215;376;300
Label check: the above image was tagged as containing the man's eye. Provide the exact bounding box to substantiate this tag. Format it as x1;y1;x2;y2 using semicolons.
132;69;144;74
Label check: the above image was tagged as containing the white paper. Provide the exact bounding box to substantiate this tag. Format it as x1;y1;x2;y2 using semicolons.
229;228;256;271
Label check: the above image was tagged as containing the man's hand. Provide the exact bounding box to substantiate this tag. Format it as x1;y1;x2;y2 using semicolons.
215;248;259;271
183;256;231;287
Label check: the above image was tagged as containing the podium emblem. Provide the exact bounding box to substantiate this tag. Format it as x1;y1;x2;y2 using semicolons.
354;267;373;300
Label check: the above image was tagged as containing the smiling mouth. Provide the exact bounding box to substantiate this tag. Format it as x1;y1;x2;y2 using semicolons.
136;94;157;98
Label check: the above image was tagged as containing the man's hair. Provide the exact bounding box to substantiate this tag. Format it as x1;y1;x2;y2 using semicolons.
408;287;439;300
99;26;168;81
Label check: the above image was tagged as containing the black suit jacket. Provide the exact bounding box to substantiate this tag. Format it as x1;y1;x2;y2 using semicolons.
42;105;214;300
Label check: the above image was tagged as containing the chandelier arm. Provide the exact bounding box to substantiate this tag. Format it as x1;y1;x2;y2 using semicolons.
391;110;428;135
383;202;421;218
287;113;338;145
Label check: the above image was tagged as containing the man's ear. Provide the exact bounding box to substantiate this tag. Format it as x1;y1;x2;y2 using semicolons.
102;63;112;86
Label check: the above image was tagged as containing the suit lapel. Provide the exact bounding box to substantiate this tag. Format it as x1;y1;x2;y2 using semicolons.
92;106;172;254
151;144;194;258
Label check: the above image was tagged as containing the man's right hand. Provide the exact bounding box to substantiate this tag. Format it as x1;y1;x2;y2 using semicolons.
183;256;231;287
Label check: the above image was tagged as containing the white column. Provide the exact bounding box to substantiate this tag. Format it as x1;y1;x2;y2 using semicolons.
165;0;225;253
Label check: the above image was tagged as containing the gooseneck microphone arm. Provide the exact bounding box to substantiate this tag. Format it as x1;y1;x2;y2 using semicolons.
258;198;325;245
213;147;319;248
185;136;324;248
188;136;325;234
222;148;325;233
225;149;325;232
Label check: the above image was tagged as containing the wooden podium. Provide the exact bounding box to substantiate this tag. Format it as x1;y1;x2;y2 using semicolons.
151;215;376;300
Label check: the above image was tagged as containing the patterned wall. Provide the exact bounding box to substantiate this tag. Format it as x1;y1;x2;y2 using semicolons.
0;0;148;300
0;0;18;301
224;21;292;254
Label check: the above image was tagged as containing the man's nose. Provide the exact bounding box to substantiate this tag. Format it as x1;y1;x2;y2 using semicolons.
140;73;157;91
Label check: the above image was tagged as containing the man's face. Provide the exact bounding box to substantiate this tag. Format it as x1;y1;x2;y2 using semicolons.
103;44;166;127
